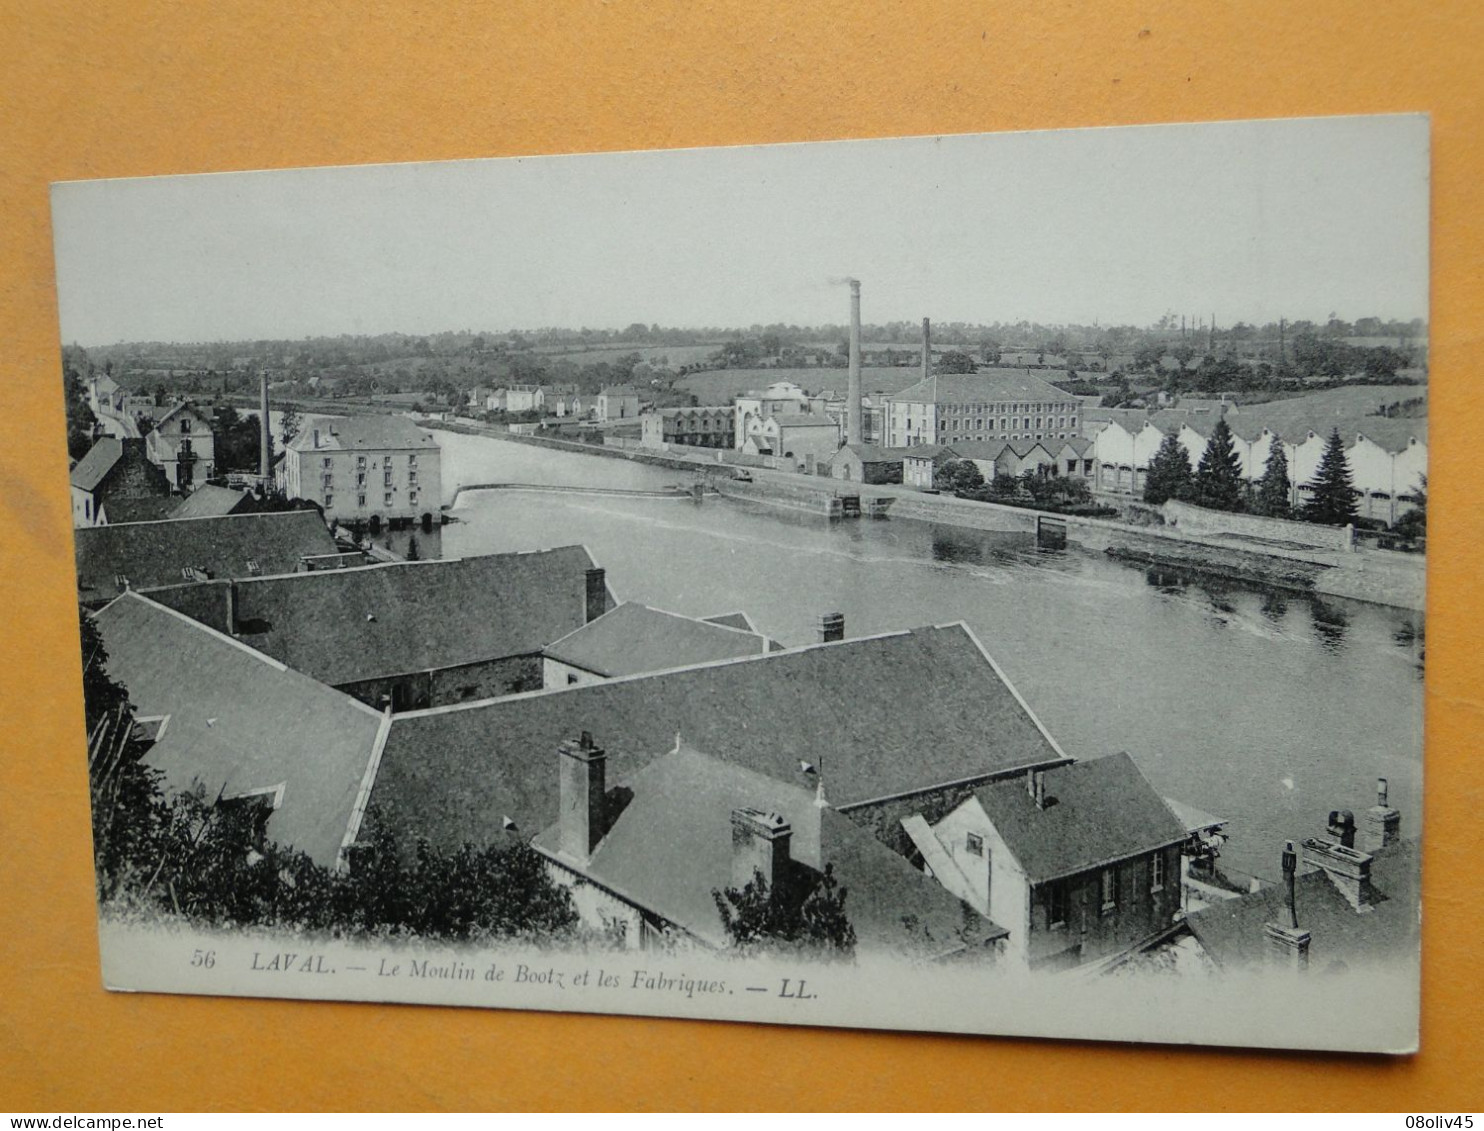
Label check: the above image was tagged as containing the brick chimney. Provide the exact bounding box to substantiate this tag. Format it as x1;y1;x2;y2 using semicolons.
1264;841;1312;968
921;317;931;384
1026;768;1048;809
731;808;791;895
1303;833;1376;913
847;279;862;446
259;372;272;479
1327;809;1357;848
1362;777;1402;853
584;567;607;623
557;732;607;863
816;611;844;644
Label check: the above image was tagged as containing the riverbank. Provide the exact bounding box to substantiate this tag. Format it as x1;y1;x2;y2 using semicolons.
432;420;1426;613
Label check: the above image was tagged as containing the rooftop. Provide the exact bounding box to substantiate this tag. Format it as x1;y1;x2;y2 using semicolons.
70;437;126;492
285;415;440;453
150;546;611;686
74;509;339;605
532;744;1004;956
169;485;257;520
370;623;1070;850
91;593;383;868
892;370;1083;407
972;753;1188;883
834;444;904;465
544;602;772;678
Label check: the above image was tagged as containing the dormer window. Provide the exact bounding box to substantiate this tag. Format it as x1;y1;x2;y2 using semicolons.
246;559;262;576
180;419;191;433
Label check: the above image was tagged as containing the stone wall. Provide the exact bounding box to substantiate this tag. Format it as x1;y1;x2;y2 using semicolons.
1162;499;1351;552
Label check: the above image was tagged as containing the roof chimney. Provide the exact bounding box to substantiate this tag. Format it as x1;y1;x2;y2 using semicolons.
816;611;844;644
1362;777;1402;853
557;732;607;863
731;807;791;896
1027;768;1048;810
1264;840;1312;968
585;567;607;624
1303;832;1376;913
1327;809;1357;849
847;279;862;446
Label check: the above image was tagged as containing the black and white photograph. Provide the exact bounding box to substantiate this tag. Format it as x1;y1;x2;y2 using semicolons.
54;115;1427;1053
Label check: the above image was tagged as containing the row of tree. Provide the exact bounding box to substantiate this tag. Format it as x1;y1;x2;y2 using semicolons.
1142;420;1365;527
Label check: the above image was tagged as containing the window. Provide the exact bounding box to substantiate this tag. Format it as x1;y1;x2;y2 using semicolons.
322;457;332;468
384;470;393;487
324;493;333;508
1151;852;1166;893
567;673;579;686
356;472;366;487
408;454;417;467
357;455;366;467
1046;881;1069;929
384;492;393;506
358;494;367;507
113;573;130;591
246;558;262;576
180;418;191;433
965;832;985;857
1100;867;1118;913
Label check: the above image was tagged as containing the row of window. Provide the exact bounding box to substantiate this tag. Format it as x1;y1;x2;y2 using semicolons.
321;453;421;469
1040;856;1167;929
941;417;1073;433
324;491;420;509
900;400;1077;415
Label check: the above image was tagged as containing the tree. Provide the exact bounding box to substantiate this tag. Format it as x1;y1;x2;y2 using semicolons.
1253;443;1293;518
279;403;302;445
1393;474;1427;541
1142;433;1194;506
935;459;985;494
63;364;99;460
1193;417;1245;512
980;337;1003;364
1302;428;1360;527
405;533;421;561
713;864;855;958
937;350;978;374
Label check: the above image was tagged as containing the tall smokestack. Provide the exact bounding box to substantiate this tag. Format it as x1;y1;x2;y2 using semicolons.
921;317;931;384
259;372;272;480
847;279;862;447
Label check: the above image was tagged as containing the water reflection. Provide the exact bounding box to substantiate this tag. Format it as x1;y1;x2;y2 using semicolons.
1309;600;1351;651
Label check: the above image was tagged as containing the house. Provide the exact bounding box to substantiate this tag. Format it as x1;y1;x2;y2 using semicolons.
741;413;841;471
540;384;581;417
69;437;175;527
504;384;545;413
828;444;903;485
734;381;811;447
532;740;1007;957
639;406;735;450
905;753;1189;970
360;621;1073;860
90;592;385;870
145;547;615;711
1182;780;1418;973
597;385;641;421
901;444;959;489
542;602;775;687
145;402;216;489
73;509;341;606
168;484;260;520
886;370;1083;450
281;415;442;525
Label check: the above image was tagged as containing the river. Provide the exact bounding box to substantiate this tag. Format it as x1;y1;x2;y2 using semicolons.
398;429;1427;883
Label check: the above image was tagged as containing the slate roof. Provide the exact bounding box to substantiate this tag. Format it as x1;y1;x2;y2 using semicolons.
285;415;439;453
772;413;837;429
833;444;903;466
532;744;1004;956
902;444;957;462
1185;840;1420;970
703;611;759;633
892;370;1083;406
91;593;383;867
104;496;180;524
973;753;1187;883
544;602;771;678
74;510;339;605
70;438;124;491
170;485;256;520
153;546;611;685
941;440;1011;461
371;624;1070;850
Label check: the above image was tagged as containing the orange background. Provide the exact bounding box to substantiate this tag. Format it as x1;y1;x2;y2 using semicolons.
2;1;1481;1112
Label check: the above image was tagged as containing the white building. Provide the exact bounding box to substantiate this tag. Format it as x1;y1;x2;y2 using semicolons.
282;415;442;525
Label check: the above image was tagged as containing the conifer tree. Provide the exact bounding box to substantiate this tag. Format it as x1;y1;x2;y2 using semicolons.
1194;417;1245;512
1254;443;1293;518
1142;433;1194;506
1302;428;1360;527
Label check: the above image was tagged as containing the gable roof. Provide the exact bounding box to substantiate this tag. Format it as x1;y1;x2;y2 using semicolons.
151;546;610;686
972;753;1187;883
91;593;384;868
544;602;771;678
70;438;124;491
169;485;257;520
532;744;1003;956
370;624;1070;851
772;413;837;429
941;440;1011;461
103;496;180;524
892;370;1083;407
902;444;958;462
703;610;760;633
152;401;212;429
833;444;904;465
1185;839;1419;970
74;510;339;605
285;415;439;453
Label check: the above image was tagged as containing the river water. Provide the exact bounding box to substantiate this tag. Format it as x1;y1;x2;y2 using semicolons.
403;430;1425;883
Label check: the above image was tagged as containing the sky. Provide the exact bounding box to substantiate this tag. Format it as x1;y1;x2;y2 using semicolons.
51;114;1429;346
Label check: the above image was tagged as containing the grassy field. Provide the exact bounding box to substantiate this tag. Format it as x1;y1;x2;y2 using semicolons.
529;343;723;368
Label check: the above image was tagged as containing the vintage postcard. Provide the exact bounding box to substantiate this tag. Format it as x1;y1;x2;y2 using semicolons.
53;115;1427;1053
